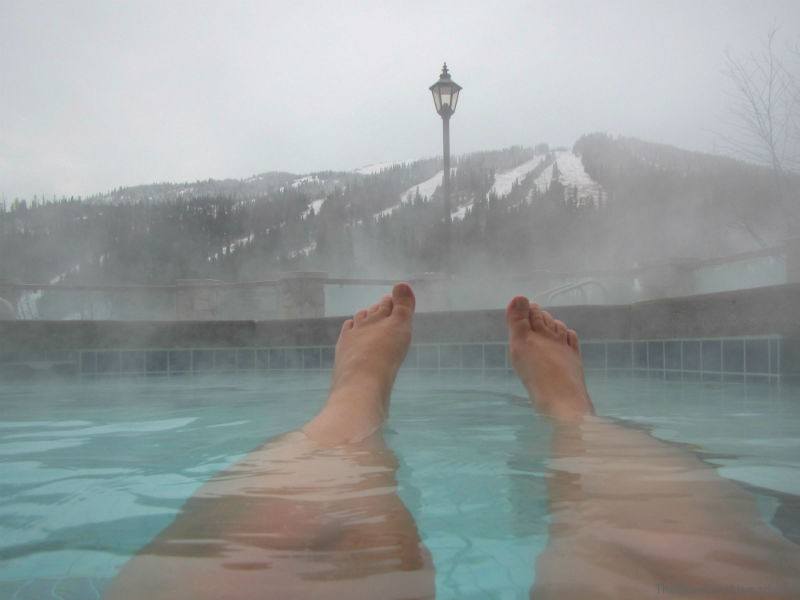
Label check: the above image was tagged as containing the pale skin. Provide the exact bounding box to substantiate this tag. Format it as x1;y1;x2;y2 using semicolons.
506;294;800;600
105;284;434;600
105;284;800;599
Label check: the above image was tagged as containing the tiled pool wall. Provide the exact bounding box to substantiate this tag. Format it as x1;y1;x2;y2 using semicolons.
0;336;786;381
579;337;782;382
3;283;800;381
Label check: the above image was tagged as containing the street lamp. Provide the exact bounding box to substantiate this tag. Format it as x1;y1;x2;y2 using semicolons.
430;63;461;224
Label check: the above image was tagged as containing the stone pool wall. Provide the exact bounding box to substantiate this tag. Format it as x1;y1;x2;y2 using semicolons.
1;284;799;380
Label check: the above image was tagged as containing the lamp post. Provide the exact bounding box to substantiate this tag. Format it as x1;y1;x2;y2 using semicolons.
429;63;462;225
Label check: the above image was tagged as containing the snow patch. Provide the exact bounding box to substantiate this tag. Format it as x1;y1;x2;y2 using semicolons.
372;170;444;222
279;175;323;192
401;171;443;204
532;163;554;194
288;241;317;259
301;198;326;219
450;202;474;222
290;175;321;188
375;203;401;220
491;157;545;197
354;160;406;175
552;150;603;207
530;151;603;207
208;233;255;262
553;151;595;190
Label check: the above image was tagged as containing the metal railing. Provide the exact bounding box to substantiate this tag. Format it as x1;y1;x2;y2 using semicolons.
533;279;608;305
1;241;795;321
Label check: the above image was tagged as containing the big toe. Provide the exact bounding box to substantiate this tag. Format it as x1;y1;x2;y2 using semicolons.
391;283;415;319
506;296;532;337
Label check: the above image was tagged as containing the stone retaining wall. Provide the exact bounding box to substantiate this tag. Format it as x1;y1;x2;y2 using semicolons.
1;284;798;378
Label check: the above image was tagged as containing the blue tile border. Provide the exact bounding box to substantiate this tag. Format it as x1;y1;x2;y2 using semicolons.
236;348;255;370
0;336;786;380
578;335;782;380
683;341;700;371
146;350;168;373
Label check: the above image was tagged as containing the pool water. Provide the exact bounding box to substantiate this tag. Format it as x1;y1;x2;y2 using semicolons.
1;372;799;599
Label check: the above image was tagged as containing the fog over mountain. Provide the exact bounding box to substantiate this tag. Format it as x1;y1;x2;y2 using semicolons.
2;0;799;200
3;135;797;315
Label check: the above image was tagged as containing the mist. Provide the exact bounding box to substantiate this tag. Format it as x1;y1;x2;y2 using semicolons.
1;0;799;321
2;0;798;200
3;5;800;598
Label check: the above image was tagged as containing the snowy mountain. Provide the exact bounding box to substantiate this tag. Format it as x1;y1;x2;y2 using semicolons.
88;171;298;204
4;134;793;299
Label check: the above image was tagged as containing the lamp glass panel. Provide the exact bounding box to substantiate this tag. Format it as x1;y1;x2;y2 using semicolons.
440;85;453;108
431;89;442;112
450;88;460;111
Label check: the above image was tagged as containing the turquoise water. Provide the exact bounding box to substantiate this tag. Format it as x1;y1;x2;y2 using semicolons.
1;372;799;599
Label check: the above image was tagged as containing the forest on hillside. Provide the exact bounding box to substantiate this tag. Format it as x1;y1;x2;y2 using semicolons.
1;136;797;291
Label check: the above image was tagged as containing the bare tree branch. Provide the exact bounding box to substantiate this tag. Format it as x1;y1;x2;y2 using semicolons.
715;28;800;245
719;28;800;174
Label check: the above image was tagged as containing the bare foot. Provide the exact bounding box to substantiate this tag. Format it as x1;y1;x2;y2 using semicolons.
506;295;594;422
302;283;415;445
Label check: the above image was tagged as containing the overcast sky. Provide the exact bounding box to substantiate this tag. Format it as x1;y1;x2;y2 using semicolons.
1;0;798;200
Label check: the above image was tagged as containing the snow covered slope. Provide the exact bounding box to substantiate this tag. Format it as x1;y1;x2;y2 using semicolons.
491;157;546;197
533;163;554;194
450;154;546;219
554;152;598;193
534;150;603;207
401;171;443;203
375;170;444;221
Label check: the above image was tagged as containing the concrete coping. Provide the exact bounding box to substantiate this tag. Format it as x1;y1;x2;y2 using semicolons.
175;279;224;288
277;271;328;280
0;283;798;353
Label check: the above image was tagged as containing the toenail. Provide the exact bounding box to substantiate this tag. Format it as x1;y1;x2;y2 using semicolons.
512;297;527;310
